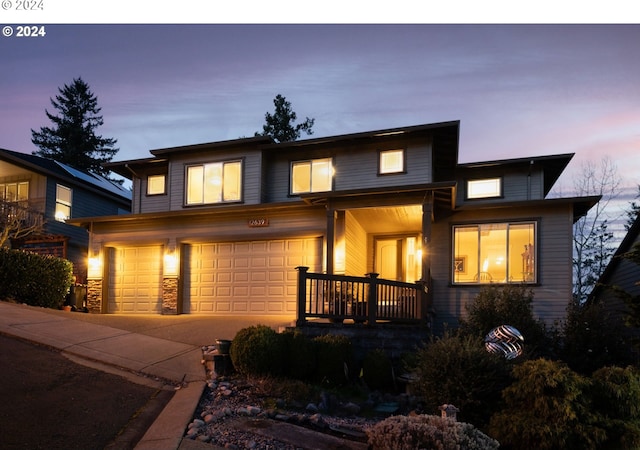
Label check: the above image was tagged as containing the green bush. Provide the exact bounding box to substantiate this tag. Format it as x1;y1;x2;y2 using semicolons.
459;284;551;358
229;325;286;376
590;366;640;449
367;414;499;450
361;348;394;391
560;300;634;374
281;329;316;381
312;334;353;386
412;333;512;429
489;358;606;450
0;248;73;308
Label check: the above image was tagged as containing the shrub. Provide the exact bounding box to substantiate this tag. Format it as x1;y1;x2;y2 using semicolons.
412;333;512;428
459;284;551;358
489;358;606;450
312;334;353;386
367;414;499;450
281;329;316;381
361;348;394;391
229;325;286;376
560;300;634;374
0;248;73;308
590;366;640;449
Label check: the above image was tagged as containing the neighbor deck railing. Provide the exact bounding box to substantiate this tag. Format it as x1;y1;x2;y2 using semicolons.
295;266;431;326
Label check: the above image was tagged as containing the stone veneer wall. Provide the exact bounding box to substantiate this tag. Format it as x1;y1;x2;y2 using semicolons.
86;279;102;313
162;277;179;315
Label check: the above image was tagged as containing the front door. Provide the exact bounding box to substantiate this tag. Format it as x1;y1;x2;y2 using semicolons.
375;238;402;281
374;236;422;282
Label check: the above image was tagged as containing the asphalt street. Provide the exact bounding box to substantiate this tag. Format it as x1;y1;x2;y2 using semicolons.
0;332;174;450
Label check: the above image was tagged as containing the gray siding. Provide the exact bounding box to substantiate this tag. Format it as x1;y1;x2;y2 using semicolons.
264;137;434;203
162;148;263;212
430;203;574;333
456;166;545;205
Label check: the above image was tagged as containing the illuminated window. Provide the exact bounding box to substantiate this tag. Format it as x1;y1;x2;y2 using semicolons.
291;158;333;194
0;181;29;202
379;149;405;174
452;222;536;284
147;174;166;195
186;160;242;205
467;178;502;199
55;184;72;222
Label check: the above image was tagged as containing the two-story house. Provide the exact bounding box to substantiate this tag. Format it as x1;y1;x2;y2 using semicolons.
0;148;132;283
69;121;598;332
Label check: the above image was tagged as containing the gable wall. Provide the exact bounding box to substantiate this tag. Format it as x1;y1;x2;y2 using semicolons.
430;202;574;333
263;136;434;203
133;147;264;214
456;166;544;205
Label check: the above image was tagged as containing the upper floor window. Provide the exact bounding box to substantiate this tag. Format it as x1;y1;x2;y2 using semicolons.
147;174;166;196
55;184;72;222
379;149;405;174
467;177;502;199
291;158;333;195
0;181;29;202
453;221;536;284
186;160;242;205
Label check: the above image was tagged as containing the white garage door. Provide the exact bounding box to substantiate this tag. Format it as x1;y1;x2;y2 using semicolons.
185;237;322;314
108;246;163;313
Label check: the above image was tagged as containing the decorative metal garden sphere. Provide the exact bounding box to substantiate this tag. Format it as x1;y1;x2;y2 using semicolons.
484;325;524;360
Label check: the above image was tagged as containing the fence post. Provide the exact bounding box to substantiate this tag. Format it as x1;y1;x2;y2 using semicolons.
296;266;309;327
366;272;379;325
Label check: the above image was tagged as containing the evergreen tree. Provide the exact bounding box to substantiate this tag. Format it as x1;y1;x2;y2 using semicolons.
31;77;118;178
255;94;315;143
625;185;640;231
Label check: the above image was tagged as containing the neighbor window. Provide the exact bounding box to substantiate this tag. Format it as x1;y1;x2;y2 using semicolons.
467;178;502;199
0;181;29;202
379;149;405;174
55;184;72;222
186;160;242;205
452;222;536;284
291;158;333;194
147;174;166;195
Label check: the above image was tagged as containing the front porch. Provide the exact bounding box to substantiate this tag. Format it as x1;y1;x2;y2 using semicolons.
295;267;433;328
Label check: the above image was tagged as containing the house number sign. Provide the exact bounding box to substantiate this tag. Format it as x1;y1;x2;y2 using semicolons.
248;218;269;227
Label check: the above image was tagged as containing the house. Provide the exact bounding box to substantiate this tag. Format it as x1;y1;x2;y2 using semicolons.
589;213;640;342
0;148;132;283
68;121;598;333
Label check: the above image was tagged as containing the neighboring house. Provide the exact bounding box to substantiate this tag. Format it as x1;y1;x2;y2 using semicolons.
0;148;132;283
69;121;598;333
589;213;640;341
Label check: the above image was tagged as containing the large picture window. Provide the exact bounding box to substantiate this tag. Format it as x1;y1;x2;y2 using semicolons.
186;160;242;205
291;158;333;194
453;222;536;284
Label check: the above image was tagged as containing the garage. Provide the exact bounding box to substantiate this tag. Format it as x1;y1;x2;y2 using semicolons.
107;246;163;313
184;237;323;314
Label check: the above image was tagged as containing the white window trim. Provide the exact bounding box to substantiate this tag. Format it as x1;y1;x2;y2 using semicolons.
55;184;72;222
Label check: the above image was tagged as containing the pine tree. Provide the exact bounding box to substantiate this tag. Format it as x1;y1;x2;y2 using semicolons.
255;94;315;143
31;77;118;178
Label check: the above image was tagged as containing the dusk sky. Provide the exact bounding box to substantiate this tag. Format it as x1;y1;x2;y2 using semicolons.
2;23;639;194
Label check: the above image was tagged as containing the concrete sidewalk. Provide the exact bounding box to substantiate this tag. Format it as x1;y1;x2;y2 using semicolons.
0;301;294;450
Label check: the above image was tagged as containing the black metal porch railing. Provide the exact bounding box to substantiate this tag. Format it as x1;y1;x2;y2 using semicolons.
295;266;431;326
